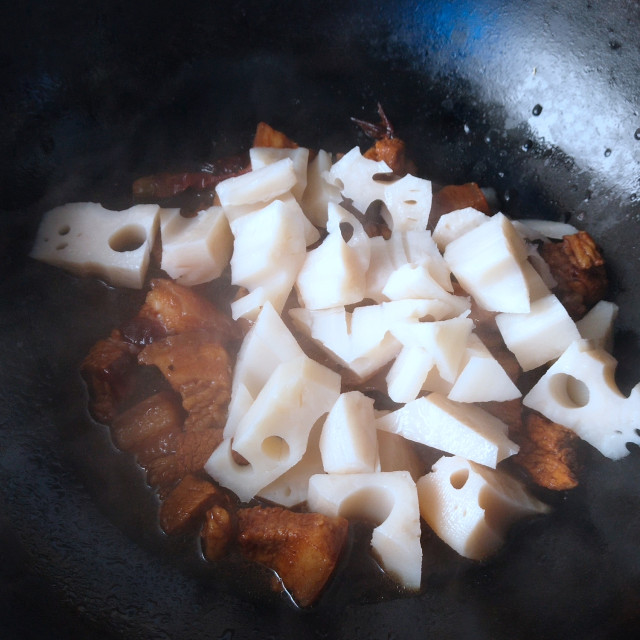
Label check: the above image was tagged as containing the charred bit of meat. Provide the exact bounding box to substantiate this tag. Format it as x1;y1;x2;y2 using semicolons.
513;410;581;491
81;329;141;424
159;473;231;536
540;230;608;320
138;331;232;432
132;153;250;201
237;506;349;607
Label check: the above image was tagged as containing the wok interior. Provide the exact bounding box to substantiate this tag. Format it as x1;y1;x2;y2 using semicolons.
1;1;639;638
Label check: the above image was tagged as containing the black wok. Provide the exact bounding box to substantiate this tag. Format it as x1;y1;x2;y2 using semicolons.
1;1;640;638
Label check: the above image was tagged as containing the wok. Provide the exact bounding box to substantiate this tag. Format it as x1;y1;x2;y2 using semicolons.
1;0;640;638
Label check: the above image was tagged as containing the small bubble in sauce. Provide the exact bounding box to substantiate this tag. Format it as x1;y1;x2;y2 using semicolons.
463;123;471;134
604;148;612;157
521;140;533;152
532;104;543;116
634;128;640;140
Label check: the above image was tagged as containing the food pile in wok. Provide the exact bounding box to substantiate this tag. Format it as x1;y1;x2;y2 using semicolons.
30;108;637;607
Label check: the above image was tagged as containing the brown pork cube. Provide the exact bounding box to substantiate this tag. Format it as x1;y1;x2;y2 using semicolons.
111;390;185;451
159;474;227;535
540;231;608;320
429;182;491;228
513;410;581;491
138;331;232;431
146;428;224;489
81;329;140;424
363;136;414;176
201;504;237;562
237;506;349;607
252;122;299;149
137;278;242;342
133;428;182;468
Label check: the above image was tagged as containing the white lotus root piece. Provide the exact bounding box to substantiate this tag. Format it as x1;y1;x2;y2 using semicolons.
382;173;432;232
432;207;490;251
296;203;371;309
520;260;552;303
382;262;471;318
328;146;391;213
225;302;304;437
307;471;422;589
320;391;378;474
301;149;341;227
523;339;640;460
30;202;160;289
258;417;325;508
289;299;433;380
223;191;319;247
386;346;435;404
365;230;453;302
375;394;519;468
205;355;341;501
390;316;474;384
417;455;549;560
216;157;297;208
496;294;581;371
229;199;306;320
443;212;531;313
159;206;232;286
513;218;579;240
447;333;522;403
576;300;618;352
249;146;309;202
525;243;557;291
403;230;453;292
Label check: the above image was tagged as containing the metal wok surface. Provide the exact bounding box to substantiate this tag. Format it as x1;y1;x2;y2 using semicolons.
1;1;640;638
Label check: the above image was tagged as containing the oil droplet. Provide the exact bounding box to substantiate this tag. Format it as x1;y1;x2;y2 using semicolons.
634;128;640;140
503;188;517;203
521;140;533;152
532;104;543;116
604;148;612;157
